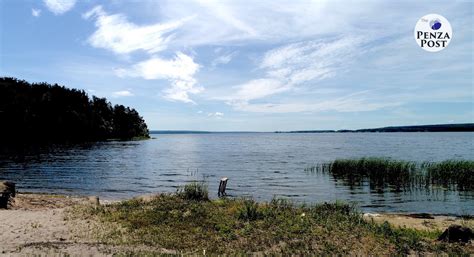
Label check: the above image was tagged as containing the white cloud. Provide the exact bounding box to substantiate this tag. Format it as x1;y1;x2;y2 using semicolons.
229;79;290;102
260;37;365;84
78;1;469;116
116;52;202;103
112;90;134;97
233;91;401;113
211;51;237;67
208;112;224;118
84;6;203;103
83;6;193;55
80;3;375;107
150;1;395;47
31;9;41;17
222;36;370;112
43;0;76;15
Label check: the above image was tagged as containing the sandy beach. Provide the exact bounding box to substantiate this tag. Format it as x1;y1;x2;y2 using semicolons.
0;193;107;255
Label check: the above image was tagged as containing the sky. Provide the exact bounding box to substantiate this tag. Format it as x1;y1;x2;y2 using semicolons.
0;0;473;131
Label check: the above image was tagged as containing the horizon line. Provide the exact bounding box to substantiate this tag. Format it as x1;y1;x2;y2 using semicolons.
149;122;474;133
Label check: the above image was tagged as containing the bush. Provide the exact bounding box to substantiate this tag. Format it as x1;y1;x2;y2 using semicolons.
178;181;209;201
237;199;262;221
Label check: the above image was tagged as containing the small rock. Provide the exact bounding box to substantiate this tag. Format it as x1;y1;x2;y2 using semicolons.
363;213;380;218
0;181;15;209
0;181;15;197
438;225;474;243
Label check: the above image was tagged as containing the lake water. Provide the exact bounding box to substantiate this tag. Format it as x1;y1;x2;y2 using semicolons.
0;132;473;215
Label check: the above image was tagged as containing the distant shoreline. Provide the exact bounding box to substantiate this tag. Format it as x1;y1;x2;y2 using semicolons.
150;123;474;134
277;123;474;133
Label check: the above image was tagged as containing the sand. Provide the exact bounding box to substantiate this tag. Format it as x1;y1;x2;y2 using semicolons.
364;212;474;231
0;194;113;256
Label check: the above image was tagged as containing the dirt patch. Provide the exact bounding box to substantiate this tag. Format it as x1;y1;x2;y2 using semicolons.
0;193;174;256
8;193;85;210
0;193;117;255
364;212;474;231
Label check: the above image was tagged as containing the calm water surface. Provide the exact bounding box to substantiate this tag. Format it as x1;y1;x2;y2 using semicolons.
0;132;473;215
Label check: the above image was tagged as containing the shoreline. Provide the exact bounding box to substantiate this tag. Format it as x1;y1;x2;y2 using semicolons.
1;193;473;255
13;191;474;218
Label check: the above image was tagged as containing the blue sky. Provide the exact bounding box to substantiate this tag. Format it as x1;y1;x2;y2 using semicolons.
1;0;472;131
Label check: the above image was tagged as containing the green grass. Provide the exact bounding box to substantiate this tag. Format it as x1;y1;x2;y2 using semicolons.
306;158;474;191
71;189;470;255
177;181;209;201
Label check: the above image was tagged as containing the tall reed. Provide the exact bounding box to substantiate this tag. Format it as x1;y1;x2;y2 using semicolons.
422;160;474;190
306;158;474;191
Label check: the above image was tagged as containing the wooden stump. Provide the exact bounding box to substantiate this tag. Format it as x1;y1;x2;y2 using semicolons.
0;181;16;209
218;177;228;197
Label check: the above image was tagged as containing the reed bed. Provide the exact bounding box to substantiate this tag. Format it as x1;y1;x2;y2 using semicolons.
422;160;474;190
306;158;474;191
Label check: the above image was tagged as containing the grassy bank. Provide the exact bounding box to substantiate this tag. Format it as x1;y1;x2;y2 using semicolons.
306;158;474;191
69;184;472;255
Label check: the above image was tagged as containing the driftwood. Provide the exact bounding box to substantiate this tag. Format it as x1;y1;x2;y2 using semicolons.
218;177;228;197
0;181;16;209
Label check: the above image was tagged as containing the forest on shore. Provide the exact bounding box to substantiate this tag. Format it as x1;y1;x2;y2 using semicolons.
278;123;474;133
0;77;149;143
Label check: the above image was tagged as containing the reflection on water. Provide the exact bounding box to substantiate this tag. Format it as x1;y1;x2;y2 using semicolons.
0;132;473;215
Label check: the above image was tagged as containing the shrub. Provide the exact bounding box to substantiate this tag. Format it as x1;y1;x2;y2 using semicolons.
178;181;209;201
237;199;262;221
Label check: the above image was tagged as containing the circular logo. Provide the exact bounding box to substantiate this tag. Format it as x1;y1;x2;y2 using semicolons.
430;19;442;30
414;14;452;52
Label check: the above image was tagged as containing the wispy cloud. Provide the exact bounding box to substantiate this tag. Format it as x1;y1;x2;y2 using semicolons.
84;6;202;103
116;52;202;103
233;91;401;113
211;51;237;67
31;8;41;17
208;112;224;118
83;6;193;55
43;0;76;15
221;36;371;113
78;1;471;121
112;90;134;97
229;78;289;102
261;37;367;84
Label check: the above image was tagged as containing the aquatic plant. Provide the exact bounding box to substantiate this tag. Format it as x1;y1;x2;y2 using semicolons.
422;160;474;190
306;158;474;191
306;158;417;189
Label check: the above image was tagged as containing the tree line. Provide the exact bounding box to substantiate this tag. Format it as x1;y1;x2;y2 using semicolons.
0;77;149;143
